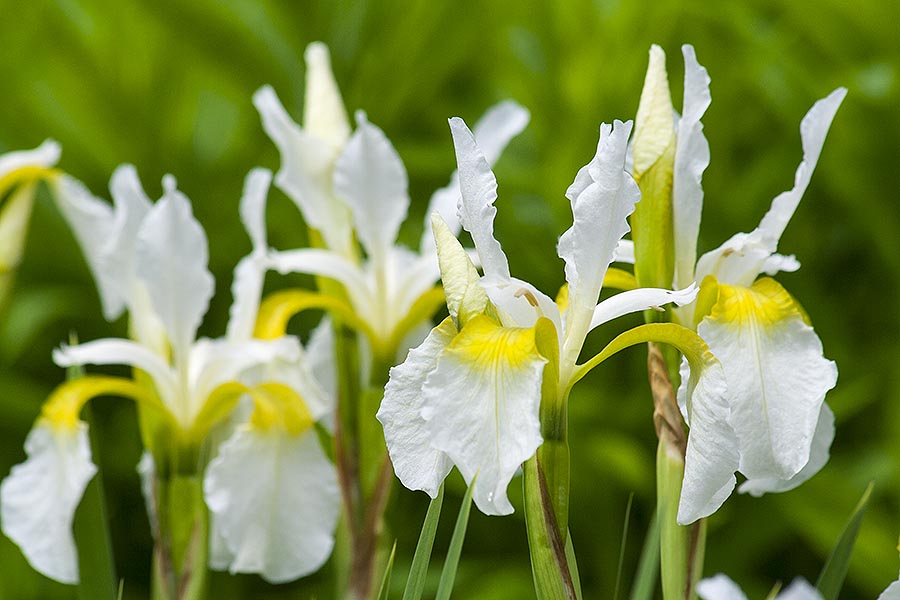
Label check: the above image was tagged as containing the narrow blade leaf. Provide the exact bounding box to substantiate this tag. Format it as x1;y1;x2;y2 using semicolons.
815;482;875;600
376;542;398;600
435;478;476;600
402;485;445;600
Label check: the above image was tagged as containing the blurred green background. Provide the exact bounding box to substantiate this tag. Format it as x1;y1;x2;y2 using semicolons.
1;0;898;598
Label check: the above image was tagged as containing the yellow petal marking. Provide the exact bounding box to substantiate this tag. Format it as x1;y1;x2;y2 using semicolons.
41;375;159;431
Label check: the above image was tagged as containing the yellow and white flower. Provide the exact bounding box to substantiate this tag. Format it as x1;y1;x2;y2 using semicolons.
620;44;845;524
378;116;712;516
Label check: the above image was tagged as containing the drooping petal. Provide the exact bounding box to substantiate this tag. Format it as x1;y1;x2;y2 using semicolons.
738;403;834;496
421;101;530;252
698;278;837;481
302;42;351;150
696;574;748;600
0;139;60;179
333;111;409;261
589;283;698;330
135;177;214;359
421;315;546;515
204;427;340;583
672;44;712;290
448;117;510;280
558;119;639;357
253;86;352;255
0;420;97;584
378;318;456;497
758;88;847;244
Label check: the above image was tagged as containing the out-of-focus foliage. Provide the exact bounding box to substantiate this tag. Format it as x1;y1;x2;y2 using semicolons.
0;0;898;598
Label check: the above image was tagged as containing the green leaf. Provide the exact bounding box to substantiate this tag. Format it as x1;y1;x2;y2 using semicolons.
376;542;397;600
815;482;875;600
402;485;444;600
629;511;661;600
614;494;635;600
435;478;475;600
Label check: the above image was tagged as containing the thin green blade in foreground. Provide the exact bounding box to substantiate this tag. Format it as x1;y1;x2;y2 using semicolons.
630;511;660;600
376;542;397;600
815;482;874;600
435;478;475;600
614;494;635;600
402;485;445;600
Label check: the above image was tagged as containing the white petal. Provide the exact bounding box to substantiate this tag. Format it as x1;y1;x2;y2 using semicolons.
51;175;124;320
0;139;60;178
761;253;801;276
448;117;510;280
613;239;635;264
390;248;442;324
239;168;272;252
333;111;409;261
481;275;562;337
696;574;748;600
268;248;371;317
558;120;639;360
778;579;823;600
0;420;97;584
758;88;847;244
421;101;530;253
421;316;545;515
378;319;456;497
305;318;337;430
633;45;675;177
136;178;214;358
672;44;711;290
253;86;352;255
589;283;698;330
678;357;739;524
226;254;267;342
136;451;158;536
694;229;774;288
878;580;900;600
53;339;179;413
738;403;834;496
302;42;351;149
698;280;837;481
204;427;340;583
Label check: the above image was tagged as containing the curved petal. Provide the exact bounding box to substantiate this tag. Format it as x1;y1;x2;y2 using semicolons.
589;283;698;330
0;139;60;179
613;239;635;264
761;253;801;276
421;315;545;515
672;44;711;290
696;574;748;600
758;88;847;244
136;178;214;358
0;420;97;584
333;111;409;261
698;278;837;481
239;168;272;253
558;120;639;359
448;117;510;280
302;42;351;149
421;101;530;252
204;427;340;583
226;254;267;343
694;229;774;288
481;275;562;338
267;248;371;317
378;319;456;497
738;403;834;496
253;86;352;256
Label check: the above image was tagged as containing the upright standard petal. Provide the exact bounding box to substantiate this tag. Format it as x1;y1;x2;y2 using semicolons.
378;318;456;498
758;88;847;244
448;117;510;280
333;111;410;261
698;278;837;481
302;42;351;149
0;420;97;584
204;427;340;583
421;315;545;515
432;214;488;327
421;101;530;252
135;178;215;358
672;44;711;290
632;45;675;178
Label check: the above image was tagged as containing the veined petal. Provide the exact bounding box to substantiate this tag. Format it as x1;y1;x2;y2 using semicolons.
558;119;638;356
0;419;97;584
672;44;711;290
253;86;352;255
333;111;409;261
51;175;124;320
448;117;510;280
302;42;351;149
589;283;698;331
136;177;214;358
204;426;340;583
421;315;546;515
698;278;837;480
432;214;488;327
738;403;834;496
378;318;456;497
696;574;748;600
0;139;60;180
758;88;847;244
421;101;530;252
268;248;371;316
633;45;675;178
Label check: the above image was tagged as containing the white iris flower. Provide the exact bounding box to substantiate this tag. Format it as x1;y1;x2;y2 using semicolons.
697;574;900;600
